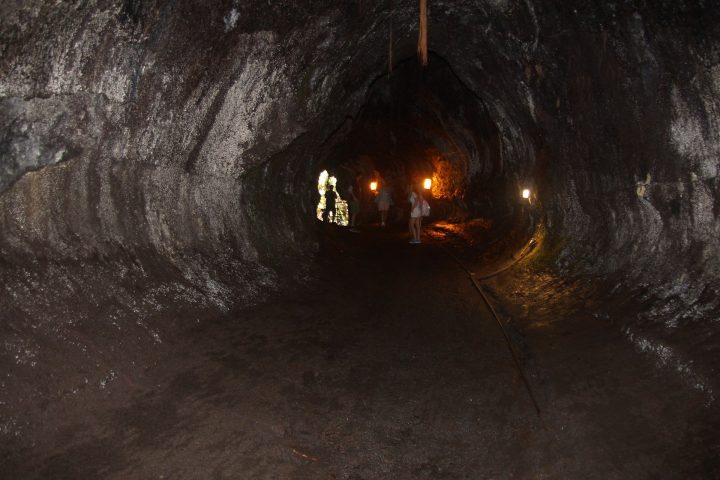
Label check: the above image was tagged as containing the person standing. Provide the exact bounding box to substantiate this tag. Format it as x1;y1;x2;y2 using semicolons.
347;185;360;230
408;183;424;244
323;184;337;223
375;182;393;226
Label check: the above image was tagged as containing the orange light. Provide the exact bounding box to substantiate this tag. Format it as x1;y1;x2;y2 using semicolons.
423;178;432;189
370;181;377;191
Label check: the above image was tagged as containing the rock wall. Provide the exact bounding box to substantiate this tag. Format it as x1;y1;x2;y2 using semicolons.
2;0;720;438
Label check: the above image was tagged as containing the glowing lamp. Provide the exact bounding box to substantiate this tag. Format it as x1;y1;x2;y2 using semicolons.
423;178;432;189
370;181;377;191
522;189;531;199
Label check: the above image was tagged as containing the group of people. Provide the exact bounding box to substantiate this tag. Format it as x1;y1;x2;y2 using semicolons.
373;181;428;244
322;179;427;244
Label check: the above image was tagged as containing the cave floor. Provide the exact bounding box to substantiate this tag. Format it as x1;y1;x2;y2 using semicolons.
5;222;719;479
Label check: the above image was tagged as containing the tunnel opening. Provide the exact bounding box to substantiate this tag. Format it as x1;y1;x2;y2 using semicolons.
316;54;510;222
312;53;539;270
315;169;349;225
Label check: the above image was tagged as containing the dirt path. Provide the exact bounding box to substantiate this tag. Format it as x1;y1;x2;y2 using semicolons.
6;225;719;479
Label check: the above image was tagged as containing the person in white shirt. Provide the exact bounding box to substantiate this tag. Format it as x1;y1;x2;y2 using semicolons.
408;184;424;244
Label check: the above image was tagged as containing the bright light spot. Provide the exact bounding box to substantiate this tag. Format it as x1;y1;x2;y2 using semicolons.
370;181;377;191
522;188;531;199
316;170;348;225
423;178;432;189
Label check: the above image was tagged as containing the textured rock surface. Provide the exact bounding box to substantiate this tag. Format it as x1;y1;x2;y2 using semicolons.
1;0;720;451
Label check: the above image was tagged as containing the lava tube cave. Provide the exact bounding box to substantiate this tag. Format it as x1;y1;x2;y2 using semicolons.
1;1;719;478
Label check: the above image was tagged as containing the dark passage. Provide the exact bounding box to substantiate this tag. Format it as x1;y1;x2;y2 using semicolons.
317;55;509;224
2;1;720;478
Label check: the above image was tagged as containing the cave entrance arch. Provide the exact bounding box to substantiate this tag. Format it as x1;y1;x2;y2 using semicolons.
316;170;349;226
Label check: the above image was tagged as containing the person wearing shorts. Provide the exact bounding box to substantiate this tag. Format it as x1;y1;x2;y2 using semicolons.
408;184;423;244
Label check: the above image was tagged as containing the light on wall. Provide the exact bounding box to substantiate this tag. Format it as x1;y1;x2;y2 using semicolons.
423;178;432;189
370;181;377;191
522;188;531;199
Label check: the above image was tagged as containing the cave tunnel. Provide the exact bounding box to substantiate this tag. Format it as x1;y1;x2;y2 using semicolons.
2;1;720;478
